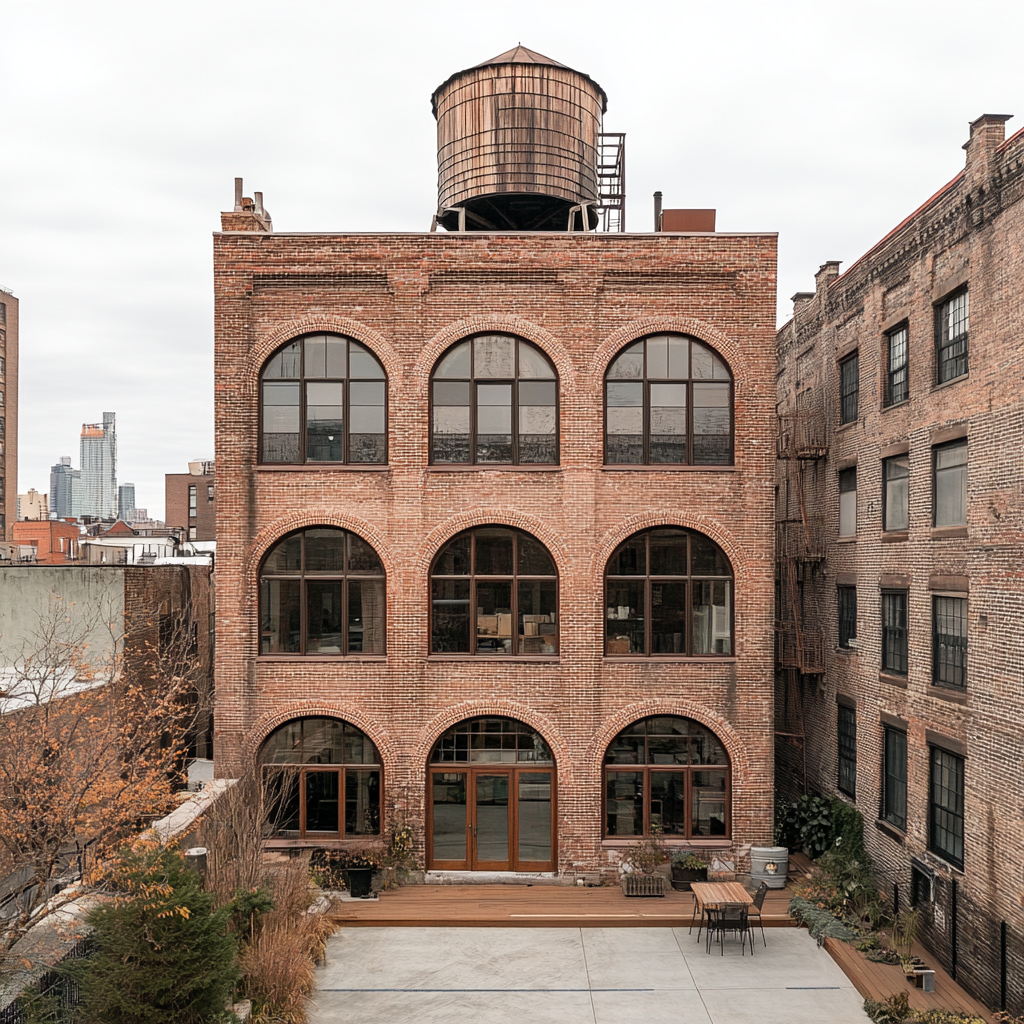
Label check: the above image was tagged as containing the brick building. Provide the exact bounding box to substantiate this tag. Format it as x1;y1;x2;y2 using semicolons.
165;461;215;541
214;48;778;878
10;520;81;563
775;115;1023;1011
0;289;17;540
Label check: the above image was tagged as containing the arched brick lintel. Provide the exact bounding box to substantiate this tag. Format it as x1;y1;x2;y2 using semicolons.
590;318;740;389
412;700;573;787
244;702;400;778
416;508;571;578
410;316;578;392
241;317;402;399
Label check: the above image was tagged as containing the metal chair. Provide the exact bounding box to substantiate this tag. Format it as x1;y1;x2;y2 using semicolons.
704;903;752;955
747;880;768;947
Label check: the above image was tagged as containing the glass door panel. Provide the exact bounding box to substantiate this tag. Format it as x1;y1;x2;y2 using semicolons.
431;772;468;867
474;773;510;868
517;772;552;867
304;770;340;834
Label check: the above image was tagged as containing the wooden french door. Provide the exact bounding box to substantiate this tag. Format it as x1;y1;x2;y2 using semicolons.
428;767;555;871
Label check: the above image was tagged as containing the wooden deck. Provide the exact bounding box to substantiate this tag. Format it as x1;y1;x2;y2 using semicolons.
329;881;799;929
825;936;995;1022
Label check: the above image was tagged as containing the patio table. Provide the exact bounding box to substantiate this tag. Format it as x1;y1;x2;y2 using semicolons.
689;881;751;941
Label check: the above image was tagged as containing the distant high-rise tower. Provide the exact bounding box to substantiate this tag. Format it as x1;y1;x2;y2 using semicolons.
79;412;117;518
49;456;81;519
118;483;136;523
0;288;18;540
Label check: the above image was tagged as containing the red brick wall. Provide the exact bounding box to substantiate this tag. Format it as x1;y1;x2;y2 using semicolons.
214;230;779;874
776;118;1024;1012
165;473;216;541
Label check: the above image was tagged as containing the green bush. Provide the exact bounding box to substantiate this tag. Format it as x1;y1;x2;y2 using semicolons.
779;795;833;856
830;799;867;860
71;838;238;1024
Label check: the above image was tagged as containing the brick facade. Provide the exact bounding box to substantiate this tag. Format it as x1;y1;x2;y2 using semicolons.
775;115;1024;1012
213;225;779;877
166;471;216;541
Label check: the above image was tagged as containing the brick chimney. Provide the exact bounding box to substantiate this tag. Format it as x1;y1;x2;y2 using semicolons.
963;114;1012;188
814;261;841;293
792;291;814;316
221;177;273;232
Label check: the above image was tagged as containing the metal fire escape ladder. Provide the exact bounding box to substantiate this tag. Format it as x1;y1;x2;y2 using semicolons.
596;133;626;232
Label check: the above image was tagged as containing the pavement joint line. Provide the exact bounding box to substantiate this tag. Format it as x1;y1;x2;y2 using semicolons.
320;988;655;993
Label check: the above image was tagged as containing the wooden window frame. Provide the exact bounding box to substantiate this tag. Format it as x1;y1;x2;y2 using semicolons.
882;455;910;532
258;333;388;467
428;334;559;467
928;745;965;869
603;335;734;467
429;527;558;657
258;527;386;657
932;595;967;690
885;323;909;407
934;288;969;385
933;439;968;528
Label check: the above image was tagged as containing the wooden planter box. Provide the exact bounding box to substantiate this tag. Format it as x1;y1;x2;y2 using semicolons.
621;873;667;897
671;867;708;892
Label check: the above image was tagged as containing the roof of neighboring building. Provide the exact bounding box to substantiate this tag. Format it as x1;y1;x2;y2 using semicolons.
431;44;608;115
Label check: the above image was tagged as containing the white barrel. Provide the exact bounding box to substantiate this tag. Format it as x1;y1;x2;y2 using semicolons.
750;846;788;889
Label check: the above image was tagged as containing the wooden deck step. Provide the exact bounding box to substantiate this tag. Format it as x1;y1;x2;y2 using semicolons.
329;882;799;929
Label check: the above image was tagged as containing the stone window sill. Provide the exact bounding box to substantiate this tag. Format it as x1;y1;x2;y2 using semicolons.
882;399;909;413
426;464;560;473
874;819;906;843
932;373;969;393
601;838;732;849
426;655;559;663
256;464;390;473
879;671;908;689
881;531;909;543
927;685;968;705
602;656;738;665
931;526;967;540
257;655;387;663
601;464;737;473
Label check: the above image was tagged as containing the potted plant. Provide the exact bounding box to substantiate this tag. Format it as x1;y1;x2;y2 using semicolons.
670;851;709;891
312;846;385;899
620;830;668;897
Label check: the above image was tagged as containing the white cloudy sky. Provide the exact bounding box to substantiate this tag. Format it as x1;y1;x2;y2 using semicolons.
2;0;1022;519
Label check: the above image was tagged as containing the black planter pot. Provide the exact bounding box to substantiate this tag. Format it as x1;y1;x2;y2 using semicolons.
671;866;708;892
346;867;375;899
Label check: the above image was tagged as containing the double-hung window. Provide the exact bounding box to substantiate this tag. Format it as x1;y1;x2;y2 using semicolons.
929;746;965;868
883;726;907;830
837;703;856;798
883;455;909;532
936;290;969;384
885;324;909;406
934;440;967;527
882;591;908;676
933;596;967;689
838;586;857;649
839;353;859;424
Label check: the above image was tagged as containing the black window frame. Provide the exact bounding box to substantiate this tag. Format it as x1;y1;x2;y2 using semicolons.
837;703;857;798
933;439;968;528
932;595;967;689
429;526;559;657
603;334;734;467
260;716;382;840
839;352;859;424
258;527;386;657
883;726;908;831
929;745;965;868
838;586;857;649
883;454;910;532
603;715;731;840
429;334;559;466
604;528;733;658
935;288;969;384
881;590;908;676
259;332;388;466
885;323;909;407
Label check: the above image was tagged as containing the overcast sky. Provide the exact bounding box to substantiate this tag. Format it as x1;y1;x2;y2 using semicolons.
2;0;1022;520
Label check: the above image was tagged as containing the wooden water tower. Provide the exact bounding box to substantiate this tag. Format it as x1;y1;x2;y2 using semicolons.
431;45;607;231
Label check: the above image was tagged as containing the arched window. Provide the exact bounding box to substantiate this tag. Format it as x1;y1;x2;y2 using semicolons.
605;528;732;657
605;334;732;465
262;717;381;838
260;333;386;464
430;527;558;656
428;717;554;871
604;716;730;838
259;527;385;655
431;334;557;465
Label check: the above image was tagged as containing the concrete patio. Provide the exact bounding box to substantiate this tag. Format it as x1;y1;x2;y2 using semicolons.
307;925;869;1024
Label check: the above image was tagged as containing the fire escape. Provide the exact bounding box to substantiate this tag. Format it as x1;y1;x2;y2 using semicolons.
596;133;626;232
775;407;827;792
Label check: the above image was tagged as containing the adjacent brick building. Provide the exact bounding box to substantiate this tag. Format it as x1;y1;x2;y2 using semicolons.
0;289;18;540
214;49;779;878
165;462;215;541
775;114;1024;1012
10;520;81;564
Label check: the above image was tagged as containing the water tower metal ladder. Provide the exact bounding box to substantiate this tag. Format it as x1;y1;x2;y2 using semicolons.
596;133;626;232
